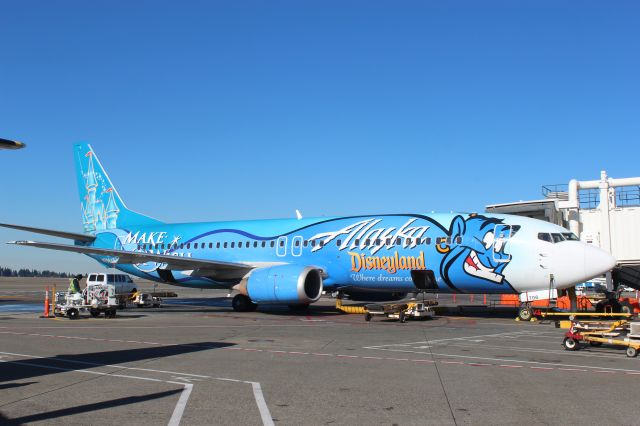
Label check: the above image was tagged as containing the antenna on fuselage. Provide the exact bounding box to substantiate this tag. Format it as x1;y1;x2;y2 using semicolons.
295;209;303;220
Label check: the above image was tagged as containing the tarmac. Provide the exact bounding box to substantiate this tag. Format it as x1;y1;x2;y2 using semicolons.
2;277;640;425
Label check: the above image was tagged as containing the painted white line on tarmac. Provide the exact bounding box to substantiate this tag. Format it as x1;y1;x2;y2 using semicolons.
167;382;193;426
248;381;275;426
0;351;272;425
366;347;640;374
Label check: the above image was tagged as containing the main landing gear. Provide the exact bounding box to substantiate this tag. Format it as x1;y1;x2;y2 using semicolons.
232;294;257;312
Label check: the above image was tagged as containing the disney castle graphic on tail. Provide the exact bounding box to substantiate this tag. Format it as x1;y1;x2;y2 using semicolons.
81;151;120;233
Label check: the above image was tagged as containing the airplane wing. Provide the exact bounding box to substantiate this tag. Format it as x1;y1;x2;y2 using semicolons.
0;223;96;243
8;240;253;281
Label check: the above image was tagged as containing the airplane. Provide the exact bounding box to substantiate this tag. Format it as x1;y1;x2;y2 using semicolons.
0;138;26;150
2;144;616;315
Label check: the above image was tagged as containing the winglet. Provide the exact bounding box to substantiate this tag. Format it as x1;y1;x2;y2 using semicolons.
295;209;303;220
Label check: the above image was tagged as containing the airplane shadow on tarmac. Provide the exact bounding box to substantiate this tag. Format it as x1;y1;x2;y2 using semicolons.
0;341;234;425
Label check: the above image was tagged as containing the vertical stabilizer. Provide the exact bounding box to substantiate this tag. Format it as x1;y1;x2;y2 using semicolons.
74;144;163;233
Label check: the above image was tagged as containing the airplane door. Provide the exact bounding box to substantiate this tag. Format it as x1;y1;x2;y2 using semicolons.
276;236;288;257
291;236;303;257
493;225;512;263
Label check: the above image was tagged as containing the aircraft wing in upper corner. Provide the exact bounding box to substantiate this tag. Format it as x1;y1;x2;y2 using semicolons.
8;240;254;282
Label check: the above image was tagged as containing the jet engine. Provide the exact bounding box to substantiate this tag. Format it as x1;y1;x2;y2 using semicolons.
246;265;323;305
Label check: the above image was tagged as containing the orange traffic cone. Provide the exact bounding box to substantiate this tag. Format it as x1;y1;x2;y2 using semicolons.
43;287;50;318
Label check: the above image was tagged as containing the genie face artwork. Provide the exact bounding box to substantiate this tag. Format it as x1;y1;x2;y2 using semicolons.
440;215;517;291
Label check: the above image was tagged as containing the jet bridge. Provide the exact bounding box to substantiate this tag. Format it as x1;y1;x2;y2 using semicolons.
486;170;640;290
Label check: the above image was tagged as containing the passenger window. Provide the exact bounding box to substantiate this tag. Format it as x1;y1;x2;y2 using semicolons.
386;238;391;245
354;239;360;246
209;243;213;249
407;238;412;245
538;233;552;243
425;237;432;245
455;236;462;244
311;240;316;247
336;239;341;246
294;240;300;247
396;238;401;245
96;275;104;282
446;237;452;244
89;274;96;281
270;241;275;248
223;242;228;248
262;241;266;248
187;243;191;249
216;242;220;249
279;240;284;247
231;242;235;248
364;239;370;245
303;240;308;247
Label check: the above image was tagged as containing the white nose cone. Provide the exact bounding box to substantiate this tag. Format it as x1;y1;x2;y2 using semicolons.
583;245;616;280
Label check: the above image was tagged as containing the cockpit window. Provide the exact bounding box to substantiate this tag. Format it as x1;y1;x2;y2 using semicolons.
562;233;579;241
538;233;552;243
551;233;565;243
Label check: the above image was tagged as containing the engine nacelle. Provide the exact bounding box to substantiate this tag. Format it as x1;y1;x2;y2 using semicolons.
246;265;323;304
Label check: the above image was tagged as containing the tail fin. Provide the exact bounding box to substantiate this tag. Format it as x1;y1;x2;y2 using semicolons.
74;143;163;233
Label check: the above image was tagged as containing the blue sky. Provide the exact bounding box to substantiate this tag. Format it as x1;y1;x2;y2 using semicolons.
1;1;638;273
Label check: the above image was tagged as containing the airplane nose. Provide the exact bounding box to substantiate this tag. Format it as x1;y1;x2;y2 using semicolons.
583;244;616;279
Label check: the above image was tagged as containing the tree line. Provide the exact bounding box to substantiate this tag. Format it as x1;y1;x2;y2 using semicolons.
0;266;74;278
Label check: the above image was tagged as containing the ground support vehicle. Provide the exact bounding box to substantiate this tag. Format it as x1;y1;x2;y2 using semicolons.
364;300;436;323
54;284;118;319
132;292;162;308
562;320;640;357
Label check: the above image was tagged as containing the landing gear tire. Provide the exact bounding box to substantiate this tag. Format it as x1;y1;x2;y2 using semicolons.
626;347;638;358
67;308;79;320
232;294;256;312
589;341;603;347
518;306;533;321
364;312;372;322
105;309;117;319
89;309;101;318
563;337;579;351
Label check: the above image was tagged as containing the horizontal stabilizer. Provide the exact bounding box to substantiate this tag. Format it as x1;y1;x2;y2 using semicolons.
8;240;253;281
0;223;96;243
